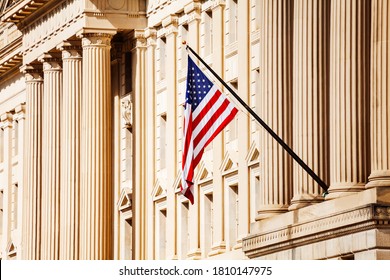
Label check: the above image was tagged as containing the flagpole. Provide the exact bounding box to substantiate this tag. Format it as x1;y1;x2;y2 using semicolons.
185;43;329;193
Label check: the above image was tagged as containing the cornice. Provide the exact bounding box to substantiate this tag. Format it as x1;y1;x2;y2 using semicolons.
0;36;22;78
0;112;13;129
242;204;390;258
1;0;49;24
39;53;62;71
20;63;43;81
184;1;201;23
14;103;26;120
145;28;157;47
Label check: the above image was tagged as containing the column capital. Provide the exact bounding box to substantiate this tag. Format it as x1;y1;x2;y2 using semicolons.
80;33;113;48
185;2;201;23
211;0;226;10
145;28;157;47
20;64;43;82
0;112;14;129
14;103;26;121
57;41;82;60
135;30;147;48
38;53;62;71
163;15;178;36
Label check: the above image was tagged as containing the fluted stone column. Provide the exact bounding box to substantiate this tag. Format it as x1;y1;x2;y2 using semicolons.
80;33;114;259
39;54;62;260
237;0;250;247
14;104;26;260
145;27;157;260
59;42;82;259
290;0;330;209
163;15;178;260
133;30;147;260
0;113;13;260
367;0;390;188
209;1;226;257
22;65;43;259
328;0;370;198
257;0;293;219
184;1;202;260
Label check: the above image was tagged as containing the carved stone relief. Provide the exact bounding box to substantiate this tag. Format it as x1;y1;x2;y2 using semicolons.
122;97;132;129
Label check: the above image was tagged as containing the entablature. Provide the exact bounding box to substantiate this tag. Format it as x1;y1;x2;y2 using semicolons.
2;0;147;65
0;0;50;24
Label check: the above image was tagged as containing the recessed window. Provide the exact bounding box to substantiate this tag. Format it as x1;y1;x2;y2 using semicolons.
159;114;167;169
158;37;167;81
203;10;213;56
228;0;238;44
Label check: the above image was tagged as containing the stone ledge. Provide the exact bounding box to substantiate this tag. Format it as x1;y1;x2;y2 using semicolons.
243;188;390;259
243;204;390;258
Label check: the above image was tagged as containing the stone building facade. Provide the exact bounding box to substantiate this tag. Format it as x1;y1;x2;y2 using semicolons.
0;0;389;260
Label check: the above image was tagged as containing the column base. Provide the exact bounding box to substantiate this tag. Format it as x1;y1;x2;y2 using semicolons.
366;171;390;188
325;183;366;200
186;249;202;260
208;242;226;257
288;194;324;211
256;205;289;221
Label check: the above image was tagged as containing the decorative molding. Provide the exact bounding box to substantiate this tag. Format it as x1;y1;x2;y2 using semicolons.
117;187;132;212
81;33;113;47
173;170;182;192
220;151;238;175
152;179;167;201
147;0;173;16
134;29;146;48
0;52;22;77
243;204;390;258
246;141;260;166
22;0;83;55
57;41;82;60
20;64;43;81
14;103;26;121
38;53;62;71
122;98;132;129
184;1;201;23
145;28;157;47
194;161;213;184
0;112;14;129
1;0;49;24
211;0;226;10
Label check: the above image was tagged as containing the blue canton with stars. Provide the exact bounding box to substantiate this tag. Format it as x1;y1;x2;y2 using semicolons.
186;57;214;111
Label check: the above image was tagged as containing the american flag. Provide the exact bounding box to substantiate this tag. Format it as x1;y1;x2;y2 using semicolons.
181;56;239;204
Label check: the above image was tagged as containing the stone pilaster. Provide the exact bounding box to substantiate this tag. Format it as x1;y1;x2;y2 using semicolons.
80;32;114;259
184;2;202;260
145;27;157;260
58;42;82;259
290;0;330;209
184;1;201;52
111;40;122;260
367;0;390;188
237;0;250;248
327;0;370;198
0;113;13;260
39;54;62;260
208;1;226;257
257;0;293;219
14;104;25;260
133;30;147;260
21;65;43;259
162;15;178;260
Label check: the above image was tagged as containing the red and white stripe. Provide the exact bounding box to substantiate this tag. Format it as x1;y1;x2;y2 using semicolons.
181;85;238;204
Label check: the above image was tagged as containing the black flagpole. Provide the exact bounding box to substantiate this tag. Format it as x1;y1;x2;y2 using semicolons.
185;43;329;193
